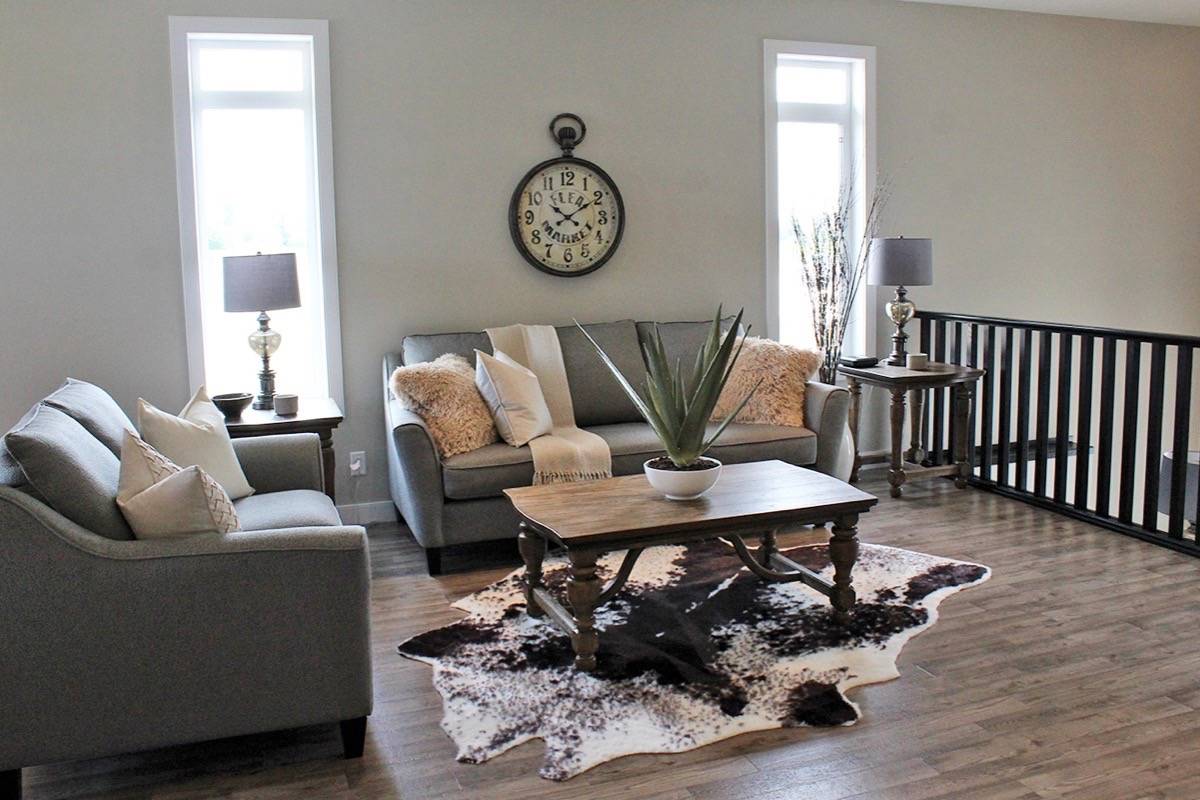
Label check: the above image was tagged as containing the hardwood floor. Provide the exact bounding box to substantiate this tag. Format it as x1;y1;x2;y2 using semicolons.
20;473;1200;799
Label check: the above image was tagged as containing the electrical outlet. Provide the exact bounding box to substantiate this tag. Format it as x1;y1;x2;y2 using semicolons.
348;451;367;477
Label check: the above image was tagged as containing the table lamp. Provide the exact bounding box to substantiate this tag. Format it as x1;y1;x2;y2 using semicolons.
868;237;933;366
223;252;300;410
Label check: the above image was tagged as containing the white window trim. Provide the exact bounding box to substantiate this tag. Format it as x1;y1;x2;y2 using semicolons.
168;16;344;407
763;39;876;358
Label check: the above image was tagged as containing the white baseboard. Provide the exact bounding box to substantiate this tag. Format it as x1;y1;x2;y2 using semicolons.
337;500;398;525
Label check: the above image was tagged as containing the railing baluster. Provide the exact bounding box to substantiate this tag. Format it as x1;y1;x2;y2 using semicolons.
932;319;947;466
1143;343;1167;533
967;324;980;474
997;327;1014;486
1034;329;1052;497
919;316;932;459
1169;346;1193;539
949;322;963;465
1053;334;1073;504
1074;335;1095;511
1015;328;1033;491
1095;337;1118;517
1118;339;1141;524
980;325;996;480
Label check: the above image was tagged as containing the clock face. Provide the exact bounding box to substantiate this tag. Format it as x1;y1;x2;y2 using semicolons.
509;157;624;277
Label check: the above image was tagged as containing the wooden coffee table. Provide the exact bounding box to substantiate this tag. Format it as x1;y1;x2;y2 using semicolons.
504;460;878;671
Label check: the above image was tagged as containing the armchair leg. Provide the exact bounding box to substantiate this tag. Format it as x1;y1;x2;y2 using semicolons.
1;768;20;800
425;546;443;576
340;717;367;759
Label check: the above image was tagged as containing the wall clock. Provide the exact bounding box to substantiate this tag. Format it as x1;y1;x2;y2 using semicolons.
509;113;625;277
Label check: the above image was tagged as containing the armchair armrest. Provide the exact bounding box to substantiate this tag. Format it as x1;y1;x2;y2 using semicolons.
233;433;324;494
805;381;852;479
0;487;372;770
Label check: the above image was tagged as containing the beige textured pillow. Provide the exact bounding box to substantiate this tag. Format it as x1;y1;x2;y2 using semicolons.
390;354;499;458
116;431;240;539
137;385;255;500
475;350;553;447
711;337;823;428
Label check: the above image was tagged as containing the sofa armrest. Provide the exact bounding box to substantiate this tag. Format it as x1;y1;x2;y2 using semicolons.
805;381;852;478
385;397;446;547
232;433;324;494
0;486;372;771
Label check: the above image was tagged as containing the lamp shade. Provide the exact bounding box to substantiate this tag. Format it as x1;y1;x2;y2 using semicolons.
868;237;933;287
223;253;301;313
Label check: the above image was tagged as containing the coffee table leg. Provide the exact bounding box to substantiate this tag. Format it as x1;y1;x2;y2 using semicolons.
758;528;778;566
567;549;602;672
517;522;546;618
829;513;859;623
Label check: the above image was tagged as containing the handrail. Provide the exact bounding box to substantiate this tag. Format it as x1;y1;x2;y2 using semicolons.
917;310;1200;348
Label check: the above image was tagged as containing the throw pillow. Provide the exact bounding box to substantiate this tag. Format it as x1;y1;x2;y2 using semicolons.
711;337;823;428
137;386;255;500
475;350;554;447
3;404;134;540
116;431;240;539
390;353;498;458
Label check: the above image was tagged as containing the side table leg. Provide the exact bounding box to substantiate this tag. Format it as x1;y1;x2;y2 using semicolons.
905;389;927;464
848;377;863;483
888;387;907;498
758;528;779;566
517;522;546;618
953;382;975;489
829;514;860;623
567;550;602;671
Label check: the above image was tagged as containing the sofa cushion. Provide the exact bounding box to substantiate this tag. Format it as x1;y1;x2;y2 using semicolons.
557;320;644;426
234;489;341;531
403;331;492;367
441;422;817;500
43;378;135;456
3;404;134;539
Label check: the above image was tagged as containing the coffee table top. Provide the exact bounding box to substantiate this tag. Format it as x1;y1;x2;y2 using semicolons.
504;460;877;546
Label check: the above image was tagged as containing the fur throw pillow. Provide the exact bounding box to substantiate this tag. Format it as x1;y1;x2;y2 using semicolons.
390;354;498;458
711;337;823;428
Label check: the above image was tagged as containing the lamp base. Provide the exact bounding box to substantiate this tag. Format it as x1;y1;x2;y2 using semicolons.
254;367;276;410
885;286;916;366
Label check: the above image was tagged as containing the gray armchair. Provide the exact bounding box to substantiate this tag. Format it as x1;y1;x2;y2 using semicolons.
0;382;373;799
384;319;851;575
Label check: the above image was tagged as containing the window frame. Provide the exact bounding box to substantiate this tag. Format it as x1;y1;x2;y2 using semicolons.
168;16;344;406
763;39;876;359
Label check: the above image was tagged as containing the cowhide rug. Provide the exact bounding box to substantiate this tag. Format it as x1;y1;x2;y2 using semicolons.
399;539;989;780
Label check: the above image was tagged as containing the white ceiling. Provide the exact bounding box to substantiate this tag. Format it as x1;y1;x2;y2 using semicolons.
898;0;1200;27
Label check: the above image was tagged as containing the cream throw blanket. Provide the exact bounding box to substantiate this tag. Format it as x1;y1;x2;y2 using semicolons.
485;324;612;485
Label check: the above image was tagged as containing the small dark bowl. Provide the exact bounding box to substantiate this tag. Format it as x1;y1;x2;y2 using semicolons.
212;392;253;420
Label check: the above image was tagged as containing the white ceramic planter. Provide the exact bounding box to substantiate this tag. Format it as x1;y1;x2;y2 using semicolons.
644;457;722;500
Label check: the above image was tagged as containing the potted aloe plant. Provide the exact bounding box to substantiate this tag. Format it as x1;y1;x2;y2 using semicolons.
579;307;759;500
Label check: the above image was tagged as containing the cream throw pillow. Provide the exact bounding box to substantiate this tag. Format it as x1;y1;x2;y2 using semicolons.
390;354;499;458
137;385;254;500
116;431;240;539
711;337;823;428
475;350;553;447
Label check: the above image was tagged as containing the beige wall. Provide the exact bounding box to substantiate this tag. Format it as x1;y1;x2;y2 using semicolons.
2;0;1198;507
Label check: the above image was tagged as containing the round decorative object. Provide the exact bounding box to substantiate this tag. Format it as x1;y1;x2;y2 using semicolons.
643;457;723;501
509;114;625;277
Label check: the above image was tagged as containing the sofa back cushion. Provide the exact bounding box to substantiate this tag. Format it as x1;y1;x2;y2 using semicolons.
403;331;492;368
3;404;134;539
42;378;135;456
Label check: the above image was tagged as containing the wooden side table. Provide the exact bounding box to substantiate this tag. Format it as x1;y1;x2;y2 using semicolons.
839;363;984;498
224;397;344;502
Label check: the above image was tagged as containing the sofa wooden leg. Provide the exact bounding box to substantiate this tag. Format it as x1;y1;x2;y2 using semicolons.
425;546;443;576
1;768;20;800
340;717;367;759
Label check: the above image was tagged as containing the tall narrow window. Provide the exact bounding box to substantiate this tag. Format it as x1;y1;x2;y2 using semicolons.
764;41;875;354
169;17;342;402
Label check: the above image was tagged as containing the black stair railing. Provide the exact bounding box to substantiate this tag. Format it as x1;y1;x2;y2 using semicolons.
914;311;1200;555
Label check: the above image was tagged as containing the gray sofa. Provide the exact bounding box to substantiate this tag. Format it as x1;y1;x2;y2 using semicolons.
384;318;851;575
0;380;373;799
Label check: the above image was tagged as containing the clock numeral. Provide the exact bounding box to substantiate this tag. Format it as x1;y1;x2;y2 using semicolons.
545;244;553;259
563;248;573;264
523;210;534;225
581;243;590;258
542;175;553;190
560;170;575;187
598;210;608;225
582;175;589;190
530;229;541;245
526;190;543;206
596;230;603;244
593;190;603;205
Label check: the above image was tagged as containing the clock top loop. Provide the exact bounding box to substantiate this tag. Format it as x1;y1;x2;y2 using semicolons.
549;113;586;155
